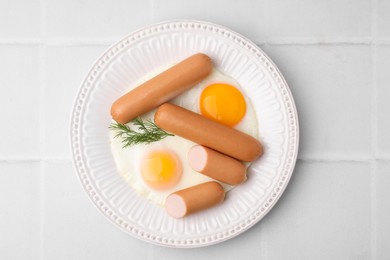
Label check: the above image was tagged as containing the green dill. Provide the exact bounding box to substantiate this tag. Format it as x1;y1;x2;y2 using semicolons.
109;117;174;148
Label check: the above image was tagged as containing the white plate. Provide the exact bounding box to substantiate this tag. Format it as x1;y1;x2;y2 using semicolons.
70;20;299;248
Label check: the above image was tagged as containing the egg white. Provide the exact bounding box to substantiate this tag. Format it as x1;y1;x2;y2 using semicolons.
110;68;258;206
171;69;259;139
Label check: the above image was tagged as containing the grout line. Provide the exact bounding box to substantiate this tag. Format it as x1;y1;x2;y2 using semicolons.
39;0;47;258
44;38;114;46
39;160;46;260
371;0;378;258
2;38;390;47
297;155;384;162
41;157;73;163
370;161;377;260
2;157;390;163
261;0;268;258
295;158;390;163
39;6;46;162
376;157;390;162
0;39;41;45
297;158;372;163
39;39;45;260
0;158;41;163
375;39;390;44
0;158;72;163
264;38;373;45
371;12;378;165
0;38;113;46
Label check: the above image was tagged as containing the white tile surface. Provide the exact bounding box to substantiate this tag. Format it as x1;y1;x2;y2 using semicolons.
267;0;371;41
376;161;390;260
46;0;151;40
262;161;371;259
377;46;390;155
44;46;108;158
0;0;389;259
0;0;40;39
42;161;151;260
152;0;266;43
261;45;371;159
0;46;40;158
0;162;40;259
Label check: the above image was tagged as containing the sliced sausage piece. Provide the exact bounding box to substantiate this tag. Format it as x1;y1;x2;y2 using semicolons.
188;145;246;185
165;181;225;218
154;103;263;162
111;53;213;124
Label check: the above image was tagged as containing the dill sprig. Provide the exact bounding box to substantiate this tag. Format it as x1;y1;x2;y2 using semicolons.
109;117;174;147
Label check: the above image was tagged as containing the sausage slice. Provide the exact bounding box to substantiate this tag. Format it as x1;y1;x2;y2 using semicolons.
188;145;246;185
165;181;225;218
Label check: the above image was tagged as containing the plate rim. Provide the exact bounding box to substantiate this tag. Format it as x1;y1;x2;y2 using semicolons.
69;19;300;248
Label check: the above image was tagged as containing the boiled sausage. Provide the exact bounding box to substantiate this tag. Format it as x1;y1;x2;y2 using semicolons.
154;103;263;162
165;181;225;218
188;145;246;185
111;53;213;124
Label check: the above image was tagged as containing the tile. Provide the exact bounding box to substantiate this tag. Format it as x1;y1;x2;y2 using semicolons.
376;161;390;260
377;46;390;155
152;0;266;43
42;161;151;260
261;161;371;259
44;46;108;158
0;0;40;39
262;45;371;159
377;0;390;38
46;0;151;40
0;162;40;259
0;46;40;157
267;0;371;41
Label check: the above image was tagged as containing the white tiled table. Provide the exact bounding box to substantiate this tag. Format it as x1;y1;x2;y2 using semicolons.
1;0;389;259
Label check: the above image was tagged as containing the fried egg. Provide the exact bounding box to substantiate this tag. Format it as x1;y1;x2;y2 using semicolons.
110;68;258;207
172;69;258;138
110;131;222;206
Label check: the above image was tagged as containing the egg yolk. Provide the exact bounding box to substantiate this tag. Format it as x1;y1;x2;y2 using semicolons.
140;150;182;191
199;83;246;127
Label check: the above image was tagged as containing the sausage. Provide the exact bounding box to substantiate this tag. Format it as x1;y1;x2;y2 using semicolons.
154;103;263;162
111;53;213;124
165;181;225;218
188;145;246;185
